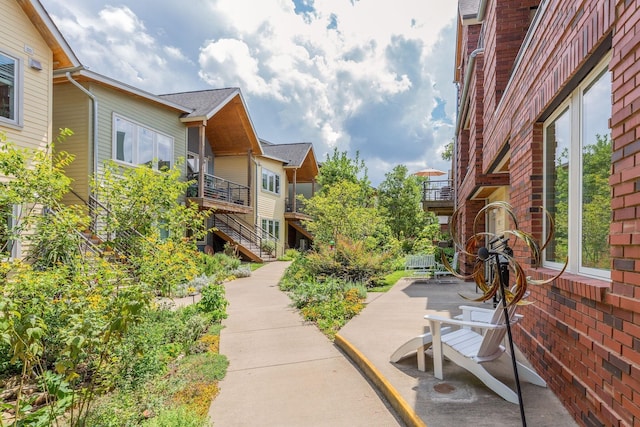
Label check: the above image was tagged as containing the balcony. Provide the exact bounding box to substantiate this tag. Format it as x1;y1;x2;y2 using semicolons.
422;179;454;216
187;172;252;214
284;198;310;221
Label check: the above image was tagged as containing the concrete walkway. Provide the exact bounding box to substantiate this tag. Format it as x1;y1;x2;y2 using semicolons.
207;261;402;426
337;276;578;427
206;261;578;427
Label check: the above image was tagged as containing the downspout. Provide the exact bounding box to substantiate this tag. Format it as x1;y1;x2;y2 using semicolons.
454;47;484;135
66;72;98;194
251;155;260;226
477;0;488;21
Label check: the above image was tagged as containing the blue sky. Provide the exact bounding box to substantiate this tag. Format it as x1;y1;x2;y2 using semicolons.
41;0;458;186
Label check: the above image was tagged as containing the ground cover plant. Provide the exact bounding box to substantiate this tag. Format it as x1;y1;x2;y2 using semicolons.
0;132;232;426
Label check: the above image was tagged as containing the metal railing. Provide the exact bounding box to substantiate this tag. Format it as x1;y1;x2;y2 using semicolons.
285;198;307;213
188;172;250;207
422;179;454;202
213;213;280;259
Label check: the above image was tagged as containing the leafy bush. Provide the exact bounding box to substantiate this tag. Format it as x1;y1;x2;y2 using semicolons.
130;240;200;296
280;260;367;338
304;238;392;286
197;252;241;277
197;284;228;323
142;406;206;427
260;239;275;256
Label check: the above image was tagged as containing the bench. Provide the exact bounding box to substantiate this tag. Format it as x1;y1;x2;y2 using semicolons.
433;252;459;280
405;254;436;276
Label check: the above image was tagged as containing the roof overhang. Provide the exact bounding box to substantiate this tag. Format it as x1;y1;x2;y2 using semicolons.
53;69;192;113
185;93;263;157
17;0;81;70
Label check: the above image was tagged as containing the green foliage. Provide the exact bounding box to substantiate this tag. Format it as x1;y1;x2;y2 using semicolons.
260;239;276;256
377;165;429;239
279;248;302;261
315;148;372;201
302;180;388;247
0;129;75;255
304;239;392;286
441;140;454;161
279;256;368;338
197;284;229;323
142;406;207;427
130;239;200;296
26;205;91;270
197;252;241;277
93;160;210;251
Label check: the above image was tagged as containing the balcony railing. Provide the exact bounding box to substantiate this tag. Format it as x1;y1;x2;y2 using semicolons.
285;198;307;214
187;172;250;207
422;179;454;202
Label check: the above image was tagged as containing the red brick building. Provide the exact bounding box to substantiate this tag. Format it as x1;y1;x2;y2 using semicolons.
454;0;640;425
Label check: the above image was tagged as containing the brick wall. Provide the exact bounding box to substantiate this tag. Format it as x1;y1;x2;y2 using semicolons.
455;0;640;425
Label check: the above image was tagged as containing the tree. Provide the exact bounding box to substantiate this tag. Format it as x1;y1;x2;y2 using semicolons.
441;140;454;161
316;148;373;205
302;180;387;249
377;165;428;239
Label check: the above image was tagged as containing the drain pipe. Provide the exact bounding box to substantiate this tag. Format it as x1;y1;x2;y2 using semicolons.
65;72;98;189
454;48;484;135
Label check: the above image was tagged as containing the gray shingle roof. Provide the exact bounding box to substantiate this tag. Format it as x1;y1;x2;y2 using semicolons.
158;88;239;119
261;141;313;167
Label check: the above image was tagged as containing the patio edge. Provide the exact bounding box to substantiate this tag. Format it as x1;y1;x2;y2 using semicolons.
334;333;427;427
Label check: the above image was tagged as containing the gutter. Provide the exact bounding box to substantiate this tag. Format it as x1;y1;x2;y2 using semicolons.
65;72;98;191
454;47;484;135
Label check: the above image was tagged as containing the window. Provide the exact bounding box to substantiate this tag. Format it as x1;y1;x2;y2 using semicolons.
113;115;173;170
261;168;281;194
543;57;611;279
261;219;280;240
0;51;21;125
0;204;18;259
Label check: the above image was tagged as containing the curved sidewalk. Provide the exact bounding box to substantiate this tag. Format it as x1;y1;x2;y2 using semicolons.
207;261;403;427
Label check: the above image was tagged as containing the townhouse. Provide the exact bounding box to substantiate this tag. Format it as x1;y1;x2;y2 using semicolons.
3;0;318;263
1;0;80;259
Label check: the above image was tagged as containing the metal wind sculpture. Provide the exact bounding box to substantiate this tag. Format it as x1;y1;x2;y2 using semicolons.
441;201;567;306
439;201;567;427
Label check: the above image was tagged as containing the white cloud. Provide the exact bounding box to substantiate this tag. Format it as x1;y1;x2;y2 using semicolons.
41;0;458;185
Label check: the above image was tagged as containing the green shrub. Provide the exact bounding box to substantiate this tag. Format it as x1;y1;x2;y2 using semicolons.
197;284;228;323
142;406;206;427
304;239;392;286
130;240;200;296
260;239;276;256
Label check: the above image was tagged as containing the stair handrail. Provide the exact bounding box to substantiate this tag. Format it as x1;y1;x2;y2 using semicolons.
214;214;279;258
67;189;153;258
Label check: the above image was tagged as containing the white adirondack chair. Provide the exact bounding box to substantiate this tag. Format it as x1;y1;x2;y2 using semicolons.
424;304;546;404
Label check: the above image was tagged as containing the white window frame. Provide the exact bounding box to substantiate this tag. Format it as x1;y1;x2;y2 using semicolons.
261;218;280;240
1;204;21;260
543;55;611;280
261;168;281;195
0;50;23;127
112;114;174;171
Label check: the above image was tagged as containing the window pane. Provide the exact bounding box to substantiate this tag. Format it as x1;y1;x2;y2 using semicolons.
262;171;268;190
545;108;570;264
0;53;16;120
0;204;12;255
275;175;280;194
115;118;134;163
157;134;172;170
581;71;611;271
138;127;154;167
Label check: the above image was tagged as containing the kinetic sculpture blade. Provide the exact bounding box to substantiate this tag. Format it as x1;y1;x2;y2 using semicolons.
441;201;568;427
